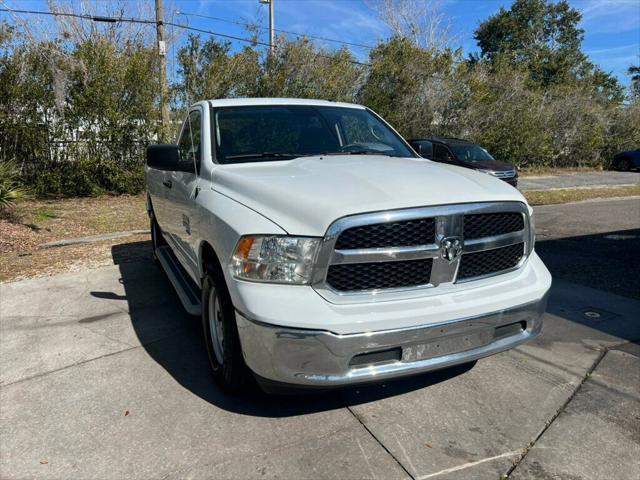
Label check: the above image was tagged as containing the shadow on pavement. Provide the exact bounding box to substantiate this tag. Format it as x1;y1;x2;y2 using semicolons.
536;228;640;300
97;241;475;416
93;227;639;417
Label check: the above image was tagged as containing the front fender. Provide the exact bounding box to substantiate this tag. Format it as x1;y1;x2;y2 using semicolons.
195;188;287;298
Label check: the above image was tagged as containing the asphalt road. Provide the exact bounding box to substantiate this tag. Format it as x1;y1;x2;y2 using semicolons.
1;198;639;480
519;171;640;191
534;197;640;299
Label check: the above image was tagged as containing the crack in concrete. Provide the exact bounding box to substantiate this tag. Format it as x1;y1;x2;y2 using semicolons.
347;406;416;480
504;348;609;478
0;333;174;389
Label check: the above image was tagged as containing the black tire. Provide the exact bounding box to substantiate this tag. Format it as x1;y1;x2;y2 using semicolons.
201;264;250;392
150;213;165;264
618;158;630;171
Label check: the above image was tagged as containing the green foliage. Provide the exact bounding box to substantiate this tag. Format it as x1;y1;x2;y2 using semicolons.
0;24;157;196
174;35;363;104
259;38;363;100
0;2;636;198
0;161;29;214
359;37;458;138
175;35;262;106
628;65;640;101
474;0;623;101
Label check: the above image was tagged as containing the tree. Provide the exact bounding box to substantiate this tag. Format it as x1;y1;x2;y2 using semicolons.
474;0;621;99
359;37;458;137
259;37;363;100
175;35;261;108
628;65;640;100
368;0;458;51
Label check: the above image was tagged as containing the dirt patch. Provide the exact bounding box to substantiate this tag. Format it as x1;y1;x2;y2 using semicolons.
0;234;151;283
1;195;149;283
0;194;147;254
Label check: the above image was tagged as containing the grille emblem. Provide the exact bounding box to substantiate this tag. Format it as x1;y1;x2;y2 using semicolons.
440;236;463;263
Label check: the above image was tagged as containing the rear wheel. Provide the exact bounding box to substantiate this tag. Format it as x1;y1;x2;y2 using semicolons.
201;264;250;392
617;158;630;171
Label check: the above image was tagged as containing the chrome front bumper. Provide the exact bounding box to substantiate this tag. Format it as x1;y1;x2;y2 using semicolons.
235;292;549;387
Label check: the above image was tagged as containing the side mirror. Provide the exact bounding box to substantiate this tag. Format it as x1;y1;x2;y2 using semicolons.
147;144;180;171
146;144;196;173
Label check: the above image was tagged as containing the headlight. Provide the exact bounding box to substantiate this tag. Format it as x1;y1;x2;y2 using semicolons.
231;235;321;284
478;169;498;176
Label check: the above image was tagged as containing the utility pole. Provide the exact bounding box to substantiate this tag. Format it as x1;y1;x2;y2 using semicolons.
259;0;275;55
155;0;170;141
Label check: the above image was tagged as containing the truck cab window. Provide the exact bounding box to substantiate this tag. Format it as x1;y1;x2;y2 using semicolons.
178;110;202;173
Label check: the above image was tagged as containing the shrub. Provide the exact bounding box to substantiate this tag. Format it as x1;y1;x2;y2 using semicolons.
0;160;29;219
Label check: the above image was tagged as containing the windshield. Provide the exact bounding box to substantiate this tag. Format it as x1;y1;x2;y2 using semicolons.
213;105;414;164
450;144;495;163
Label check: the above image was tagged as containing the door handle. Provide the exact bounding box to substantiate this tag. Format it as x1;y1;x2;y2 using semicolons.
162;180;172;189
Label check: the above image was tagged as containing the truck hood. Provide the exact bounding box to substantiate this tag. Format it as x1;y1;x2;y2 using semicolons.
213;155;526;236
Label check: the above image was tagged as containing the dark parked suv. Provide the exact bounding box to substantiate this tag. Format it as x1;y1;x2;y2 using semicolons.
409;137;518;187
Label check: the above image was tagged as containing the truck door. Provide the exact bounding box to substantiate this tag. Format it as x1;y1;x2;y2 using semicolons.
168;108;203;281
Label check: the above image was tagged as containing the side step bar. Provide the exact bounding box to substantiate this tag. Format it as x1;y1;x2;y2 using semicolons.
156;246;202;316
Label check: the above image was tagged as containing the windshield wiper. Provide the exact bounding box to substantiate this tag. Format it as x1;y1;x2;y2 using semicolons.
322;150;395;156
224;152;303;160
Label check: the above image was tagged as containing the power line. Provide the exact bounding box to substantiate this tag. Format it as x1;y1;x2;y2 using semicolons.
164;20;371;66
0;7;156;25
0;7;371;66
176;11;375;50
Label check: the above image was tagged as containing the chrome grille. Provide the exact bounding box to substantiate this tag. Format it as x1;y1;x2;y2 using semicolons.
335;218;435;249
492;170;516;179
312;202;531;302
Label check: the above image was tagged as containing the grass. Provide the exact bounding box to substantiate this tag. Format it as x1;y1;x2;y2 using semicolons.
31;206;58;223
523;184;640;205
518;166;604;177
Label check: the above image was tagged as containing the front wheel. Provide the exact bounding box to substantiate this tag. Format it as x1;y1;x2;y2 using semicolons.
201;267;250;392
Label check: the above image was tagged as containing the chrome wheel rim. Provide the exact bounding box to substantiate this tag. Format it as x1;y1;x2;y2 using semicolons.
208;288;224;365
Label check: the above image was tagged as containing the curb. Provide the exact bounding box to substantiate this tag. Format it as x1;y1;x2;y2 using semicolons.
40;230;149;248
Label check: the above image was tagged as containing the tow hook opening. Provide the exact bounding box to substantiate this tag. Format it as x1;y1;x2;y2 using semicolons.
348;348;402;368
494;321;526;339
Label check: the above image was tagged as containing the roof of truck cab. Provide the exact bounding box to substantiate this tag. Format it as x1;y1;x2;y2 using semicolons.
205;98;366;109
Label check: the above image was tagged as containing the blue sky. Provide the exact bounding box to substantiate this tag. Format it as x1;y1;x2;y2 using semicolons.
3;0;639;85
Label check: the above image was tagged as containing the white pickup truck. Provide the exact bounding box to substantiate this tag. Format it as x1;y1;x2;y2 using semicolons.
145;98;551;392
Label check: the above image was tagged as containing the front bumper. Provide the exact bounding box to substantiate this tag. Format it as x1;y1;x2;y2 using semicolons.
502;176;518;187
236;292;548;387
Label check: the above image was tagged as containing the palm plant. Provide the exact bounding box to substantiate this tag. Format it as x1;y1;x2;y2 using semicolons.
0;161;29;215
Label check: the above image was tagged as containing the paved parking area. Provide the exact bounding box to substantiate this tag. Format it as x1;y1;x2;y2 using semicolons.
519;170;640;191
1;199;639;479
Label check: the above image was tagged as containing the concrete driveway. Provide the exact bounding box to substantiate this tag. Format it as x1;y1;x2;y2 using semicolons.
1;199;639;480
519;170;640;191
